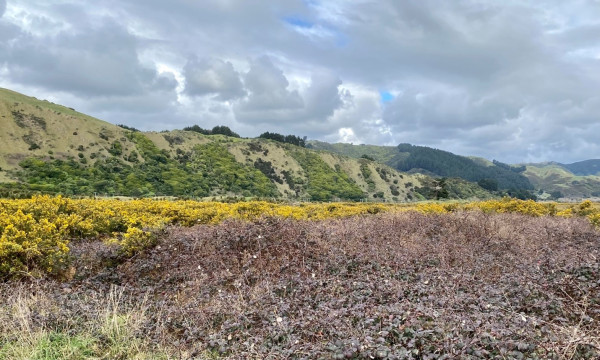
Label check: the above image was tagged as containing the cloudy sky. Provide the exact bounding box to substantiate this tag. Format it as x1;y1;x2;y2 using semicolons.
1;0;599;163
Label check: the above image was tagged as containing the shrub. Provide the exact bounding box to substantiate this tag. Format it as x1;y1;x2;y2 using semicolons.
0;209;70;277
114;227;157;257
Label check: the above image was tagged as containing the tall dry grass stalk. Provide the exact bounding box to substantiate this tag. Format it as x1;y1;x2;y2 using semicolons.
0;284;169;359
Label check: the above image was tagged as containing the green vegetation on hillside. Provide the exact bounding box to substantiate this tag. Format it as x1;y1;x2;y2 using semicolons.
524;164;600;198
13;134;278;198
290;150;365;201
259;132;306;147
183;124;240;138
308;141;399;164
188;143;278;197
560;159;600;176
392;144;533;190
310;141;535;193
0;87;501;201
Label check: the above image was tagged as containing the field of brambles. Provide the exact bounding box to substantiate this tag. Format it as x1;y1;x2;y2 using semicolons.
0;197;599;359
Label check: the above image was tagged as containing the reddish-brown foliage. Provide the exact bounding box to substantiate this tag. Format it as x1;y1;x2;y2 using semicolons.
2;211;599;359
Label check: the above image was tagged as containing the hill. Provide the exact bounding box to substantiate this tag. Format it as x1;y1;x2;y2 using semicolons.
308;141;600;199
560;159;600;176
308;141;533;191
522;163;600;199
0;88;495;201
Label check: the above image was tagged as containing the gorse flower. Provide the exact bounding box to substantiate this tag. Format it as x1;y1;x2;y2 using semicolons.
0;196;597;278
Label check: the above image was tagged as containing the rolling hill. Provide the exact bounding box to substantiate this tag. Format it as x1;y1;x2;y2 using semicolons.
0;87;495;201
560;159;600;176
523;163;600;199
308;141;600;199
308;141;533;190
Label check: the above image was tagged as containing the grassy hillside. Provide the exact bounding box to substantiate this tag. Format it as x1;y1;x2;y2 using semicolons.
0;88;133;173
524;164;600;199
307;140;400;164
309;141;533;191
3;87;492;202
308;140;600;199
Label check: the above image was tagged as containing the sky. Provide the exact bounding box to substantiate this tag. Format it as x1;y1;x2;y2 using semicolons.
1;0;599;164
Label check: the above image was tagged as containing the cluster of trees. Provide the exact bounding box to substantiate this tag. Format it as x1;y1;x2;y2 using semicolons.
415;178;449;200
505;188;537;200
360;154;376;161
16;133;277;198
183;125;240;138
117;124;140;132
477;178;498;191
259;132;306;147
170;124;311;149
393;144;533;190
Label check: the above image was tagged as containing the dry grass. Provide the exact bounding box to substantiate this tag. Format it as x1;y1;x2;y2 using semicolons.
0;285;170;359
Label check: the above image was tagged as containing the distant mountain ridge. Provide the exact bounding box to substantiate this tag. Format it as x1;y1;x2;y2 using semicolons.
560;159;600;176
522;162;600;199
309;141;600;199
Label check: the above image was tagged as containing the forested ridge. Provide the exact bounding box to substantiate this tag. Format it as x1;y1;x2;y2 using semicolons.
393;144;533;190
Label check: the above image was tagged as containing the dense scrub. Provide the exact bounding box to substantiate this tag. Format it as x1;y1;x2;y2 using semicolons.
307;141;535;192
290;150;366;201
1;197;599;279
0;196;398;278
15;135;279;198
1;212;598;358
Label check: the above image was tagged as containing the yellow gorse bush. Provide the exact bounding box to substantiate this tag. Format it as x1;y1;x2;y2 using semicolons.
0;195;598;278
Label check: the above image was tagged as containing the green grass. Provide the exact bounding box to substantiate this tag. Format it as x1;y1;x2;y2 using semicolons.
308;140;399;164
524;165;600;197
0;328;170;360
0;332;97;360
0;288;171;360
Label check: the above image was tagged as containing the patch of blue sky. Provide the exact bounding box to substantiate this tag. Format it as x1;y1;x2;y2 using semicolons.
380;91;394;103
283;13;348;48
283;16;314;29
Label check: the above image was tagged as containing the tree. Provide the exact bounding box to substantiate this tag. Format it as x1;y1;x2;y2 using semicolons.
434;178;449;199
211;125;240;138
478;178;498;191
550;190;563;200
360;154;375;161
259;132;306;147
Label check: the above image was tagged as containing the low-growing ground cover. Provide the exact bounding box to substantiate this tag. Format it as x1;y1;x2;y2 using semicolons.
0;196;598;279
0;198;599;358
0;211;599;359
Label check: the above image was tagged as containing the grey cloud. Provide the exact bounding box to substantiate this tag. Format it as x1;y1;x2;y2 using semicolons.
153;72;178;92
87;79;178;114
304;71;343;119
233;58;348;138
383;87;523;133
0;1;19;47
2;0;600;162
183;57;245;100
6;23;166;97
236;56;303;114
